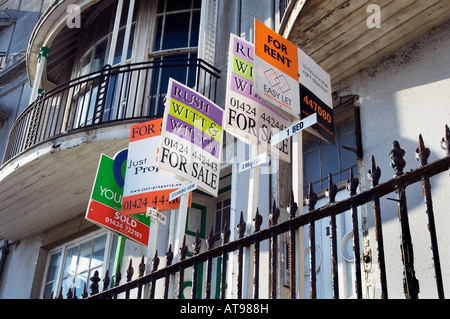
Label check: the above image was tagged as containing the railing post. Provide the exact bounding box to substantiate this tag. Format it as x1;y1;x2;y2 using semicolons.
325;175;339;299
306;183;318;299
93;65;112;125
236;212;246;299
416;135;444;299
191;231;202;300
288;192;298;299
125;259;134;299
253;209;263;299
205;228;215;299
441;124;450;156
368;156;388;299
177;236;188;299
25;92;45;150
220;220;231;299
56;287;63;299
66;287;74;300
149;251;160;299
102;270;110;292
164;246;174;299
347;169;363;299
137;256;146;299
90;270;101;296
113;262;121;299
389;141;420;299
82;284;88;299
269;201;280;299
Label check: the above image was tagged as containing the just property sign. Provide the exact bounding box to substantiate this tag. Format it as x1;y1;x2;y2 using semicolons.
121;119;190;216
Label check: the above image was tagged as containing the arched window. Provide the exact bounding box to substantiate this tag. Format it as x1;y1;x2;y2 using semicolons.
75;0;138;77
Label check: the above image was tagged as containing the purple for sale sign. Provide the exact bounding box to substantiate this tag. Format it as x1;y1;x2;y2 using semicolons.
158;78;224;197
224;34;291;162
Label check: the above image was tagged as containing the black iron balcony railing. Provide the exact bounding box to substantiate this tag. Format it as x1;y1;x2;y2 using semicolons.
3;58;220;163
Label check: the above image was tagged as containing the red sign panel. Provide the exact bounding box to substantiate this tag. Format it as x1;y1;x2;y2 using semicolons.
86;199;150;246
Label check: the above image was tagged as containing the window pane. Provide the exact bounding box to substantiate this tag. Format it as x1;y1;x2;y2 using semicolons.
127;24;136;60
187;53;198;87
84;21;97;50
120;0;131;27
340;133;356;170
114;28;126;65
92;39;107;72
167;0;192;11
92;235;107;269
162;13;190;50
96;5;114;39
79;51;92;76
43;282;56;299
304;139;319;153
45;252;62;283
321;142;339;179
153;16;163;51
42;232;115;299
113;25;136;65
63;246;79;278
74;271;88;297
304;150;320;185
222;206;230;229
193;0;202;9
110;234;118;262
215;210;222;234
157;0;165;13
78;241;92;273
340;121;354;136
61;276;75;297
190;11;200;47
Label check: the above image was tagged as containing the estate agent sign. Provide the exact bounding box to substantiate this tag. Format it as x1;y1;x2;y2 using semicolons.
158;78;224;197
121;119;190;216
86;153;150;246
254;19;335;144
224;33;291;162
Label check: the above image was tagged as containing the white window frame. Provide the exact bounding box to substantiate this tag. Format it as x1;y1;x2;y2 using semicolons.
148;0;217;61
40;229;118;299
302;105;358;195
149;0;201;57
214;195;231;240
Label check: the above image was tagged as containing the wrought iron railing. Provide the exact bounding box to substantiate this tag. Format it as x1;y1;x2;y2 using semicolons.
50;126;450;299
3;58;220;163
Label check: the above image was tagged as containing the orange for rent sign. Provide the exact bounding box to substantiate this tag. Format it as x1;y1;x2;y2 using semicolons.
254;19;335;144
254;19;301;117
255;19;299;82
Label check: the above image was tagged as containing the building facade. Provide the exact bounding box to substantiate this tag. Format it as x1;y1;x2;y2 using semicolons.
0;0;449;299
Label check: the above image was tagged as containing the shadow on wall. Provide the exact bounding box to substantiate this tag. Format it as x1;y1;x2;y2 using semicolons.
334;20;450;224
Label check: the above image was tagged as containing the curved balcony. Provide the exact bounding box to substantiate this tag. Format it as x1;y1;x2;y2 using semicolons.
0;58;219;241
3;58;220;164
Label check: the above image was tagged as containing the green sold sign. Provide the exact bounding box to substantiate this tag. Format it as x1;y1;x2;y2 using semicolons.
91;153;150;226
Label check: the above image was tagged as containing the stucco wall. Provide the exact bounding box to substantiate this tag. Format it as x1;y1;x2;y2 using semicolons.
334;20;450;298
